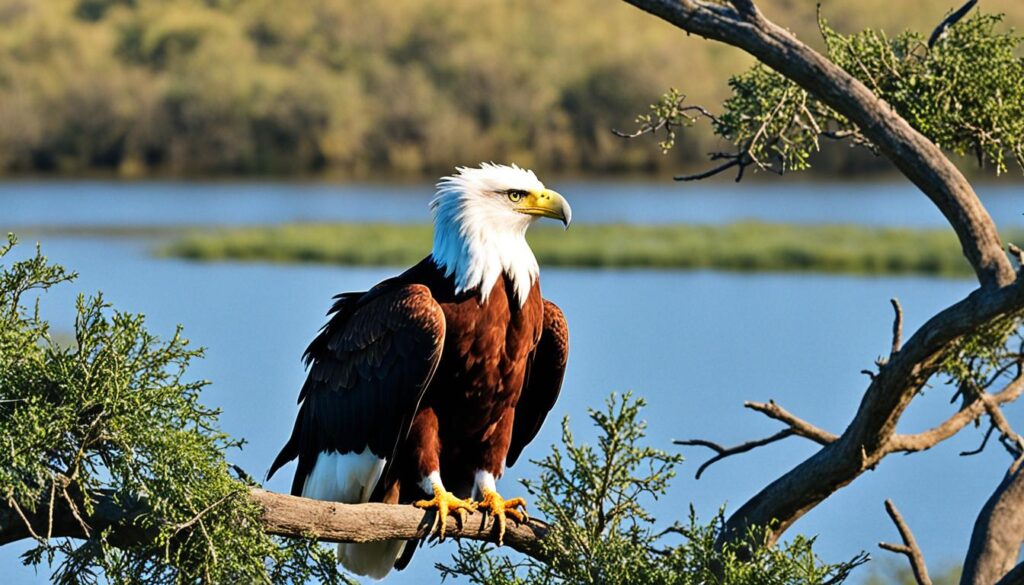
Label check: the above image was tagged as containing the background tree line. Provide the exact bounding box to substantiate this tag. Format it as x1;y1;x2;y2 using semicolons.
0;0;1021;178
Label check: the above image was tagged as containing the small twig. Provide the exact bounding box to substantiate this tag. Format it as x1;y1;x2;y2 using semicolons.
7;497;44;543
961;423;997;456
981;394;1024;457
674;430;794;479
173;492;236;535
612;105;718;139
879;499;932;585
928;0;978;48
230;464;256;485
61;486;91;537
745;400;838;445
674;154;748;182
890;298;904;357
47;478;56;540
611;118;669;140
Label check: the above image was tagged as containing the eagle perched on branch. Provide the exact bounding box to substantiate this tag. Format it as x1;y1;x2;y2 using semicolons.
268;163;571;578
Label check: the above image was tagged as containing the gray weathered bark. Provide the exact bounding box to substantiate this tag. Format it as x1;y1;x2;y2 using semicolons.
962;458;1024;585
0;488;549;562
619;1;1024;583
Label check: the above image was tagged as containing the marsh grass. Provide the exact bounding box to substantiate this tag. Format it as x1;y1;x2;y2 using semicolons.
160;222;1024;277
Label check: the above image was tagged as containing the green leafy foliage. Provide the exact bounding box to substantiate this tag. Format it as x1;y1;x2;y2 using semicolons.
936;306;1024;414
824;12;1024;173
0;234;344;583
633;10;1024;177
439;393;867;585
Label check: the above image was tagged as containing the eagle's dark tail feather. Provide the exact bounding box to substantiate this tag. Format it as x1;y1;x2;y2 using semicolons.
267;413;303;495
394;539;418;571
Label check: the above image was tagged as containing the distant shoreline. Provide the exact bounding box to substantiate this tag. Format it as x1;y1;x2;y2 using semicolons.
138;222;1023;278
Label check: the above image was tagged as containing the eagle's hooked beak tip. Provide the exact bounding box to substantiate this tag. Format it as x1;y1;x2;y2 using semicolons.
560;195;572;230
516;189;571;228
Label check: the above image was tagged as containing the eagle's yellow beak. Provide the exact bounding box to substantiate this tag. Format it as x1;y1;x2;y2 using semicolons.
515;189;572;227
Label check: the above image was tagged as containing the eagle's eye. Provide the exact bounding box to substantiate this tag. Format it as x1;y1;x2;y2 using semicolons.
506;189;528;203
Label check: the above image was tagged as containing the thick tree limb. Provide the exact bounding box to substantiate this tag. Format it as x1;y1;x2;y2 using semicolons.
620;0;1013;287
961;457;1024;585
0;488;550;563
879;499;932;585
619;0;1024;552
994;562;1024;585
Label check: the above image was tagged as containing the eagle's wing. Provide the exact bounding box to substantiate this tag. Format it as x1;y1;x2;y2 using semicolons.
268;282;445;496
507;299;568;467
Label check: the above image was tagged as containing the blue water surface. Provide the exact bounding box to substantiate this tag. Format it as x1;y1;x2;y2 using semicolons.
0;179;1020;228
1;180;1020;583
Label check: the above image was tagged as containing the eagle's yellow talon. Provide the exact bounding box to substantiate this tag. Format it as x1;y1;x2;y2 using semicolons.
415;484;476;541
477;490;529;546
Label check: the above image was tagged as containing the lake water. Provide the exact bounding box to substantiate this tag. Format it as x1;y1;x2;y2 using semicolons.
1;178;1022;228
1;180;1021;584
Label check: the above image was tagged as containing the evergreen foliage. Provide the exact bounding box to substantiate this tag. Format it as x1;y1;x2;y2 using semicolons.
440;394;868;584
633;11;1024;177
0;240;869;582
0;235;343;584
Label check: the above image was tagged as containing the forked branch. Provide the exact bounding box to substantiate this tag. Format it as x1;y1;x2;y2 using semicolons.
878;499;932;585
674;430;795;480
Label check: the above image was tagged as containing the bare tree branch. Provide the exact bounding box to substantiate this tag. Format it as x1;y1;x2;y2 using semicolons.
890;298;904;357
0;488;550;563
674;430;795;479
611;103;718;139
674;153;749;182
744;400;838;445
888;373;1024;454
960;424;997;457
879;499;932;585
617;0;1024;554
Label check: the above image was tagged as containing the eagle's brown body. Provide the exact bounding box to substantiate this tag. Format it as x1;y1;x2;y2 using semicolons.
269;256;567;573
403;258;546;499
269;163;570;578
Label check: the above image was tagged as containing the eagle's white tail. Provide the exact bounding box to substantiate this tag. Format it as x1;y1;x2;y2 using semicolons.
338;541;407;580
302;450;405;579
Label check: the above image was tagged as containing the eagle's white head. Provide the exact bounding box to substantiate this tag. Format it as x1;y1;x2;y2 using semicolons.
430;163;571;307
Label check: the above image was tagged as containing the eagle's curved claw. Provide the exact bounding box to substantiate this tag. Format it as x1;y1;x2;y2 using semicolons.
414;484;476;541
477;489;528;546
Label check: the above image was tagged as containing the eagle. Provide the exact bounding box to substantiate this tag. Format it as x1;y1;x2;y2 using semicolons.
268;163;571;579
